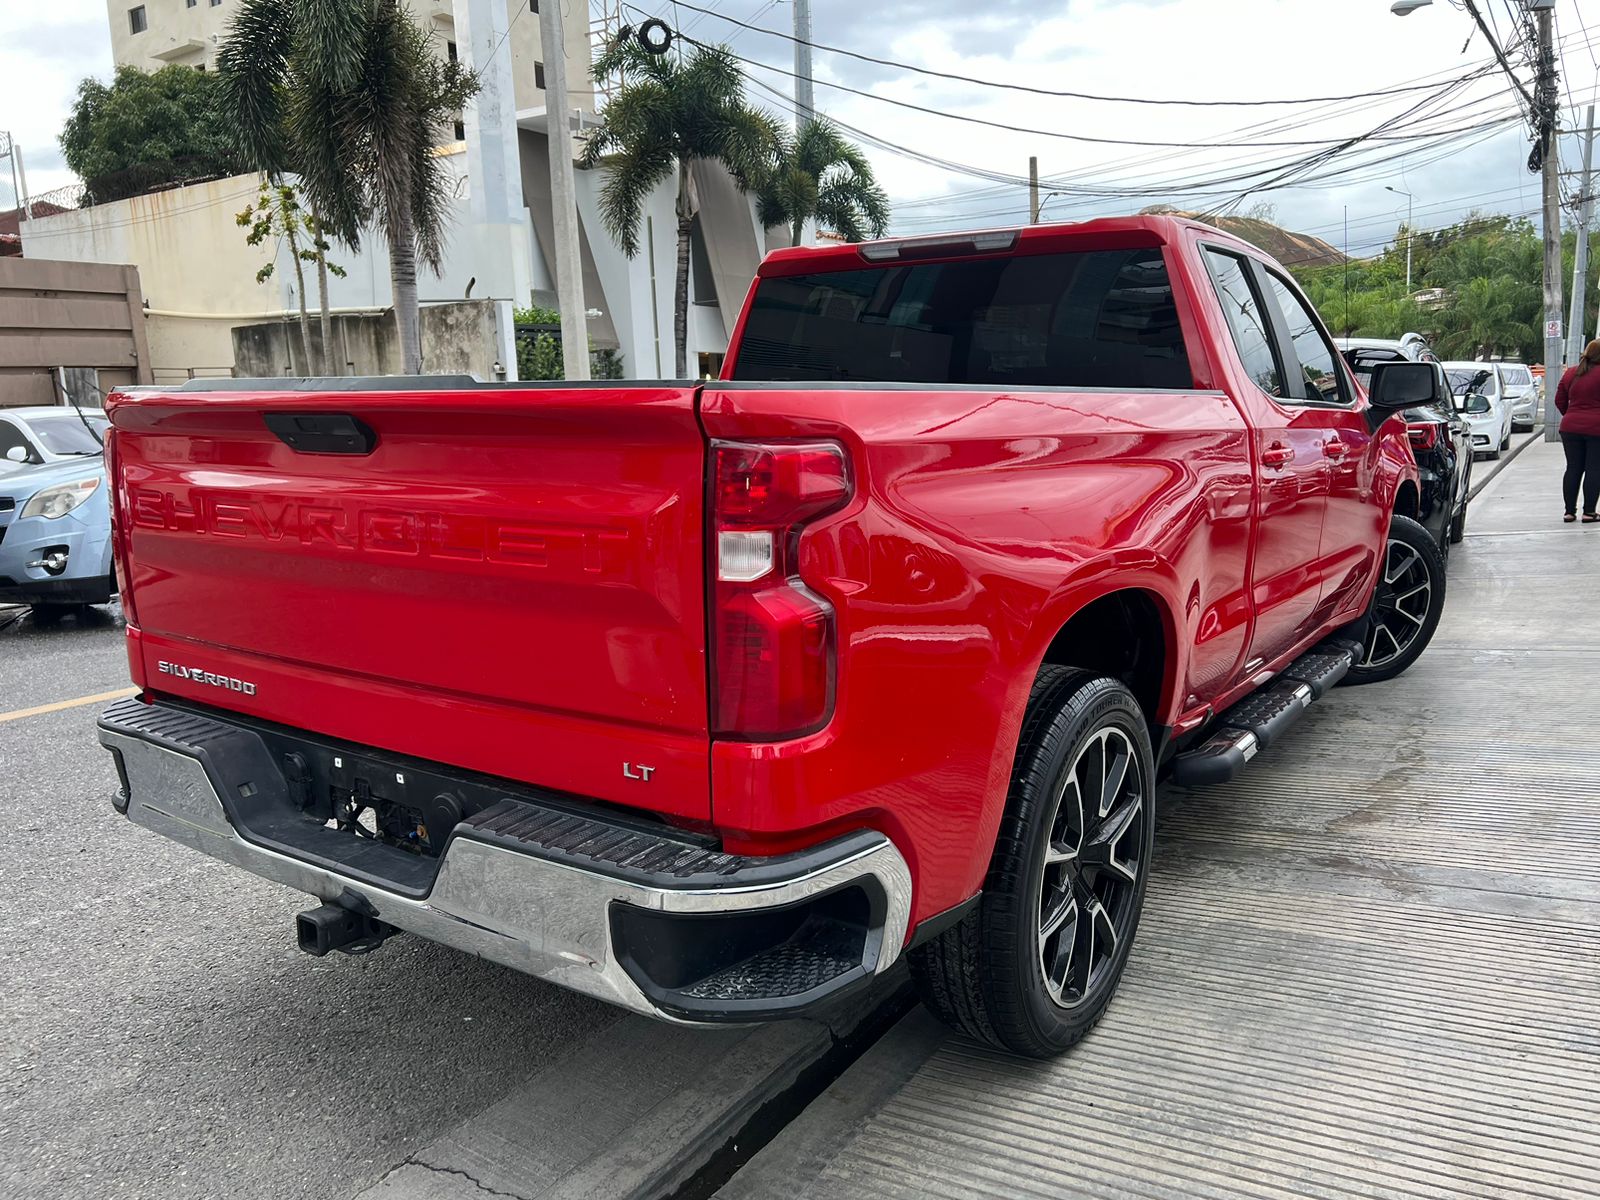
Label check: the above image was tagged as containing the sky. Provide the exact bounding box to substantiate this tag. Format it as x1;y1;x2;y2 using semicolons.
4;0;1600;260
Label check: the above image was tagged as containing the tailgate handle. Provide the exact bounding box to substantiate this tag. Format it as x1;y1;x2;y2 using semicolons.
263;413;378;455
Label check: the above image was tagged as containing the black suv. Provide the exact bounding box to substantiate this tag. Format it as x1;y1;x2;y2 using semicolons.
1343;348;1472;552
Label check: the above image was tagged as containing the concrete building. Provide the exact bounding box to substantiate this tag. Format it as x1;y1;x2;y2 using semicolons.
107;0;593;114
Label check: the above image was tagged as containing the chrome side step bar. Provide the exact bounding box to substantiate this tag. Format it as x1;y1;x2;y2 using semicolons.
1169;646;1354;786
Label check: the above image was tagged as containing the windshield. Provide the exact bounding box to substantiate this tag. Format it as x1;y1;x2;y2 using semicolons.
27;413;108;455
1446;369;1492;398
1500;365;1533;386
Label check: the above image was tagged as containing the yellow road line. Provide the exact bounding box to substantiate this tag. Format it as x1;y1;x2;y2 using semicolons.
0;687;139;724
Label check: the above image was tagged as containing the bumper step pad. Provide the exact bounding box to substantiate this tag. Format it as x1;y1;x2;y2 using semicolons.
1170;645;1353;786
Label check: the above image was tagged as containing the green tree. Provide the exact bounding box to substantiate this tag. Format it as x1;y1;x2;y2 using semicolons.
1430;276;1536;361
236;180;347;373
582;38;781;377
59;66;237;203
216;0;478;374
756;117;889;247
513;304;625;380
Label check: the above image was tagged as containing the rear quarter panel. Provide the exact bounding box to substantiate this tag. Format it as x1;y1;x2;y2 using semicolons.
701;380;1253;923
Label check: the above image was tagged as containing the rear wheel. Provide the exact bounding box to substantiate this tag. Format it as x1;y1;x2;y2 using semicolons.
910;668;1154;1058
1342;515;1446;686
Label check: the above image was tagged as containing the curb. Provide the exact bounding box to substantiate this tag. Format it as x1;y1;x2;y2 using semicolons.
1467;428;1543;503
356;974;911;1200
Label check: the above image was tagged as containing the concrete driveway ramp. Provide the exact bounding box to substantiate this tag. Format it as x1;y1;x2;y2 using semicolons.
718;438;1600;1199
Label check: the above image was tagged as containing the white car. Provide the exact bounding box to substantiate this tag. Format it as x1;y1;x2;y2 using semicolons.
1443;362;1514;459
1495;362;1540;430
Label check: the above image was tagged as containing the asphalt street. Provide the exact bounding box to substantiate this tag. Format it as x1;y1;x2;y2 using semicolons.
0;602;619;1200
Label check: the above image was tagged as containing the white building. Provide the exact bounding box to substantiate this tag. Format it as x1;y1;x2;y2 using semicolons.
108;0;594;115
46;0;780;381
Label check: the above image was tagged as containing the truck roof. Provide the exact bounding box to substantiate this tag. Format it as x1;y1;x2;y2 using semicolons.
757;214;1252;277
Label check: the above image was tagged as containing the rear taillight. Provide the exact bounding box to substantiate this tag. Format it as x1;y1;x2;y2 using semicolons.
1407;423;1439;450
711;441;851;740
104;428;137;626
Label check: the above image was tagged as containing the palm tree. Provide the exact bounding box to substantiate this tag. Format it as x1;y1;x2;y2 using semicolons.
582;39;780;377
216;0;477;374
1432;277;1534;360
757;118;889;248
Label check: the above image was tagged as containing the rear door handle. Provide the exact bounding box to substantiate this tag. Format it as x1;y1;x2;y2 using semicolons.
1324;440;1351;459
1261;444;1293;467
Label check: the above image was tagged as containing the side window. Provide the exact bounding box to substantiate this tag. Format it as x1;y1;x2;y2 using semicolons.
1262;272;1346;405
1204;250;1283;398
0;420;34;463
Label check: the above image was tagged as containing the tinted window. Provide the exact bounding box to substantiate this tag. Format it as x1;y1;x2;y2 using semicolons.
1446;368;1492;397
26;414;107;455
0;419;33;465
1205;251;1282;398
1262;272;1344;404
731;249;1192;388
1342;347;1406;391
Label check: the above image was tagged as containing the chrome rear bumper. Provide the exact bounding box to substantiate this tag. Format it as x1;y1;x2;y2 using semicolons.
99;698;912;1022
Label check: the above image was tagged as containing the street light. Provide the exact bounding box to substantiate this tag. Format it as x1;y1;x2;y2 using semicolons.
1386;185;1415;291
1390;0;1433;14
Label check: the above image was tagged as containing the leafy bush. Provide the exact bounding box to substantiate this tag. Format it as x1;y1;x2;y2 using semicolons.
513;305;624;380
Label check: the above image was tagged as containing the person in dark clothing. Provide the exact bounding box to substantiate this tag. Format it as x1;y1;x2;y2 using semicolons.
1555;340;1600;522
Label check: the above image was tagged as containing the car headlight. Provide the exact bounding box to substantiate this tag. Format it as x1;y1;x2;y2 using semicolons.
20;477;100;520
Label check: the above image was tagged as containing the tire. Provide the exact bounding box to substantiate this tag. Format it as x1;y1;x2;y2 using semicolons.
1341;514;1446;686
1500;431;1512;452
909;667;1155;1058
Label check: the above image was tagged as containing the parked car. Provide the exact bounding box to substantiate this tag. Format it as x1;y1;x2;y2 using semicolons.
1497;362;1539;430
1443;362;1514;458
1341;349;1472;552
1334;333;1439;369
97;216;1442;1060
0;406;116;616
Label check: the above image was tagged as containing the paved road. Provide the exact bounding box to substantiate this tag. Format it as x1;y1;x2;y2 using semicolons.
0;602;619;1200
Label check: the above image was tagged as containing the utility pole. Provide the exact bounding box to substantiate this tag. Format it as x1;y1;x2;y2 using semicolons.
1386;185;1413;290
1567;105;1596;365
540;0;591;380
1537;3;1563;441
1029;156;1040;224
793;0;814;128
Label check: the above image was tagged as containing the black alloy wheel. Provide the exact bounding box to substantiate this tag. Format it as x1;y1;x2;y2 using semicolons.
910;668;1155;1058
1343;514;1446;685
1038;726;1146;1009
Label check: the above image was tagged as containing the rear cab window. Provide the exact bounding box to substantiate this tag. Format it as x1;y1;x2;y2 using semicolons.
730;247;1193;389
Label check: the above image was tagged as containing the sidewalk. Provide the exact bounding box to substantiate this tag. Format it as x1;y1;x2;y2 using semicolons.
720;438;1600;1200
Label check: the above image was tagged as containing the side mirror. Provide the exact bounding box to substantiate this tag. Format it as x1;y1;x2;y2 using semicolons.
1368;361;1441;411
4;446;28;464
1463;393;1493;415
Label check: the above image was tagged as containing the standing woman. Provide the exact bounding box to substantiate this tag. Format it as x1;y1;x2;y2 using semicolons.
1556;340;1600;522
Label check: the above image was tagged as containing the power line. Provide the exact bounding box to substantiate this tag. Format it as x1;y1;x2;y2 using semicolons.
682;30;1512;152
650;0;1509;109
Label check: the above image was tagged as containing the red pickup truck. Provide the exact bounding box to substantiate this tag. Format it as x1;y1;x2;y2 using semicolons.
99;216;1445;1058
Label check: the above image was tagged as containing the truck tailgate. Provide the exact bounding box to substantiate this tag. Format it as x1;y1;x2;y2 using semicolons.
110;383;711;821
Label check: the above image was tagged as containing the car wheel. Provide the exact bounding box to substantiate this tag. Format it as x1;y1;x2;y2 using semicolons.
1342;515;1447;686
1500;431;1512;452
910;667;1154;1058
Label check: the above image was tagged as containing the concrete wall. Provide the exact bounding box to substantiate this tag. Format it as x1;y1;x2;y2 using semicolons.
0;257;152;408
20;159;498;378
232;300;503;379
